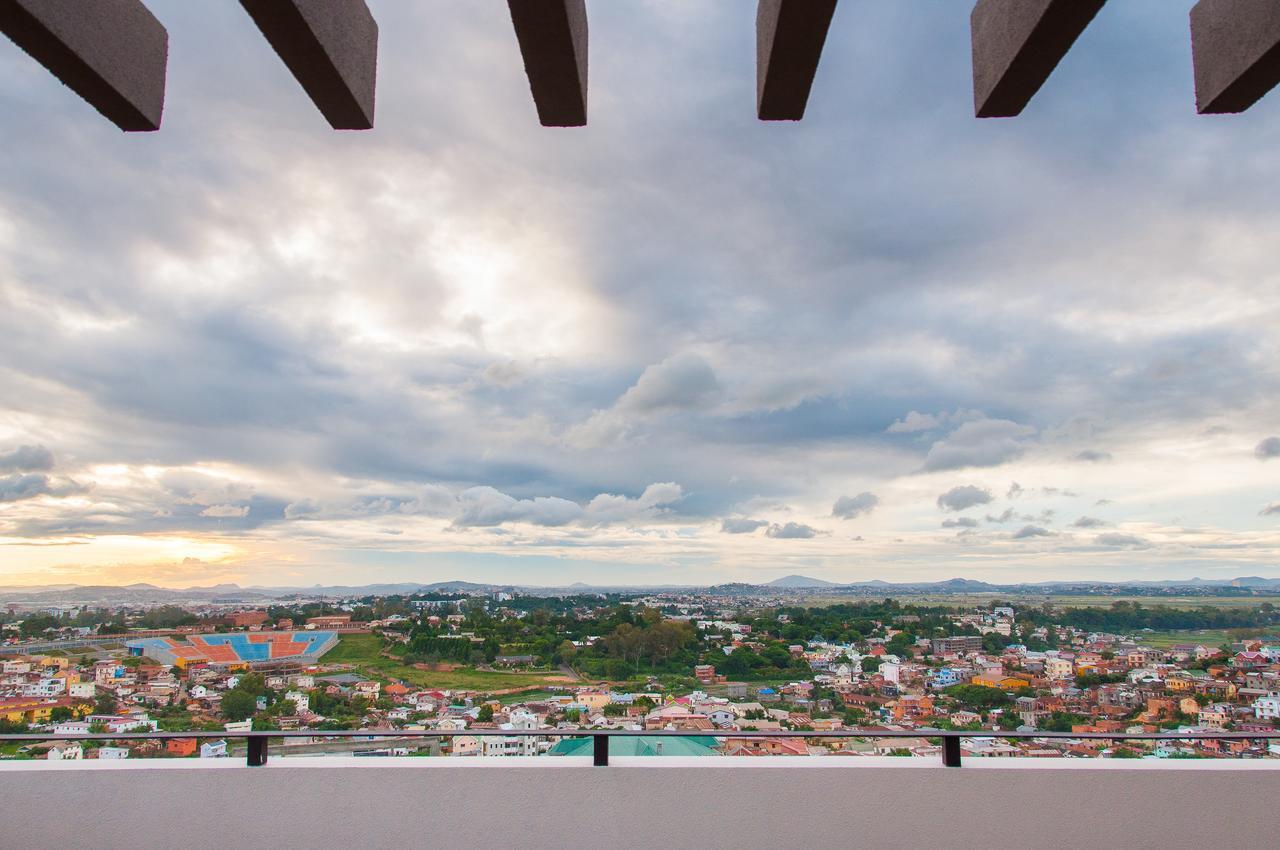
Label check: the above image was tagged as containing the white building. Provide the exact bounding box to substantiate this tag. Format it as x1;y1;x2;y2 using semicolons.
19;679;65;697
480;734;539;757
1253;696;1280;720
284;690;310;714
47;742;82;761
68;682;96;699
200;740;228;758
97;747;130;760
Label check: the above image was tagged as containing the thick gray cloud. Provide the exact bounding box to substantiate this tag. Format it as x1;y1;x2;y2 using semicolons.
832;492;879;519
1256;437;1280;460
1072;516;1108;529
0;472;84;504
1013;525;1053;540
941;517;979;529
0;474;55;503
0;445;54;472
936;485;994;513
766;522;820;539
720;518;768;534
0;3;1279;583
1261;503;1280;517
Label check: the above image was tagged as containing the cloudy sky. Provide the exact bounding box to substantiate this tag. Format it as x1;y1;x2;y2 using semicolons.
1;1;1278;588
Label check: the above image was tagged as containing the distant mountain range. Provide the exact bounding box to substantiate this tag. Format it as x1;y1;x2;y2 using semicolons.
1;574;1278;606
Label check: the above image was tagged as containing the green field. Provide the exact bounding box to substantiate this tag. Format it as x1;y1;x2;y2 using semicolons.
1134;630;1235;649
494;689;565;705
322;634;576;693
1136;629;1280;649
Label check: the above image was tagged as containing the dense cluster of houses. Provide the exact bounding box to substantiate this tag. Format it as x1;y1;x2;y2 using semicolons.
3;602;1279;760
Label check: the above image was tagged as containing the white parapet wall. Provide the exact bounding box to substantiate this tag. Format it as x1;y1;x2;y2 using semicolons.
2;757;1278;849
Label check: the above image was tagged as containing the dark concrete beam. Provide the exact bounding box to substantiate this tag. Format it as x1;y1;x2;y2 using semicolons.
1191;0;1280;114
971;0;1107;118
240;0;378;130
757;0;838;121
507;0;588;127
0;0;167;131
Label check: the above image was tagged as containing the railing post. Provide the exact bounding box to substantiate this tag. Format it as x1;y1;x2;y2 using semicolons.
247;736;268;767
942;735;962;767
593;734;608;767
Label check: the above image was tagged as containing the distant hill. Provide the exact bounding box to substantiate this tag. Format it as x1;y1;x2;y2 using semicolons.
767;575;839;588
3;574;1280;606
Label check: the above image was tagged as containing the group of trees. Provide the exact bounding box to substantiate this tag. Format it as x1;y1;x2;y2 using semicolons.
1020;600;1279;633
404;633;501;666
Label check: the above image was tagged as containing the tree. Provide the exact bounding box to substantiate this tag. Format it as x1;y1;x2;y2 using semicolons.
556;640;577;664
221;689;257;722
49;706;74;723
94;691;117;716
19;615;59;636
946;685;1012;711
476;704;494;723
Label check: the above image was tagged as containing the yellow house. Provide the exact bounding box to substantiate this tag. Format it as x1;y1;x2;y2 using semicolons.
575;691;613;712
36;655;71;671
971;674;1029;690
1;697;95;725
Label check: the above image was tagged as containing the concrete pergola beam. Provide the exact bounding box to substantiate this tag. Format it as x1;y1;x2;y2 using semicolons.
1191;0;1280;114
507;0;588;127
756;0;838;121
0;0;167;131
240;0;378;130
971;0;1107;118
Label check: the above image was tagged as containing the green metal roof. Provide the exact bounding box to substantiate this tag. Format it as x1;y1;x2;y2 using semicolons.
547;736;719;757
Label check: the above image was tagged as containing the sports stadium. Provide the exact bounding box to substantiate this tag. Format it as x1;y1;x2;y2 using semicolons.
126;631;338;669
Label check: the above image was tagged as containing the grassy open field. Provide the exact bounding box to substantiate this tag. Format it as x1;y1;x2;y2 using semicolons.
1136;629;1280;649
1134;630;1235;649
322;634;576;693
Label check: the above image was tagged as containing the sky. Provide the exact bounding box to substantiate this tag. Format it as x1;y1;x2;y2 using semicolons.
0;1;1278;589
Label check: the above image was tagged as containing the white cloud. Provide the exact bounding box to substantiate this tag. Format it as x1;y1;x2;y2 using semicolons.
451;483;684;529
923;419;1037;472
617;353;720;414
887;411;940;433
200;504;249;518
766;522;821;539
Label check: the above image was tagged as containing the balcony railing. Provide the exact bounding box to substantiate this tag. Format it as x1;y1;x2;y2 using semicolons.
4;728;1278;767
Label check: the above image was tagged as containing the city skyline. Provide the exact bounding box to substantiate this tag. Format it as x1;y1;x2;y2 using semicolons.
1;1;1278;588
